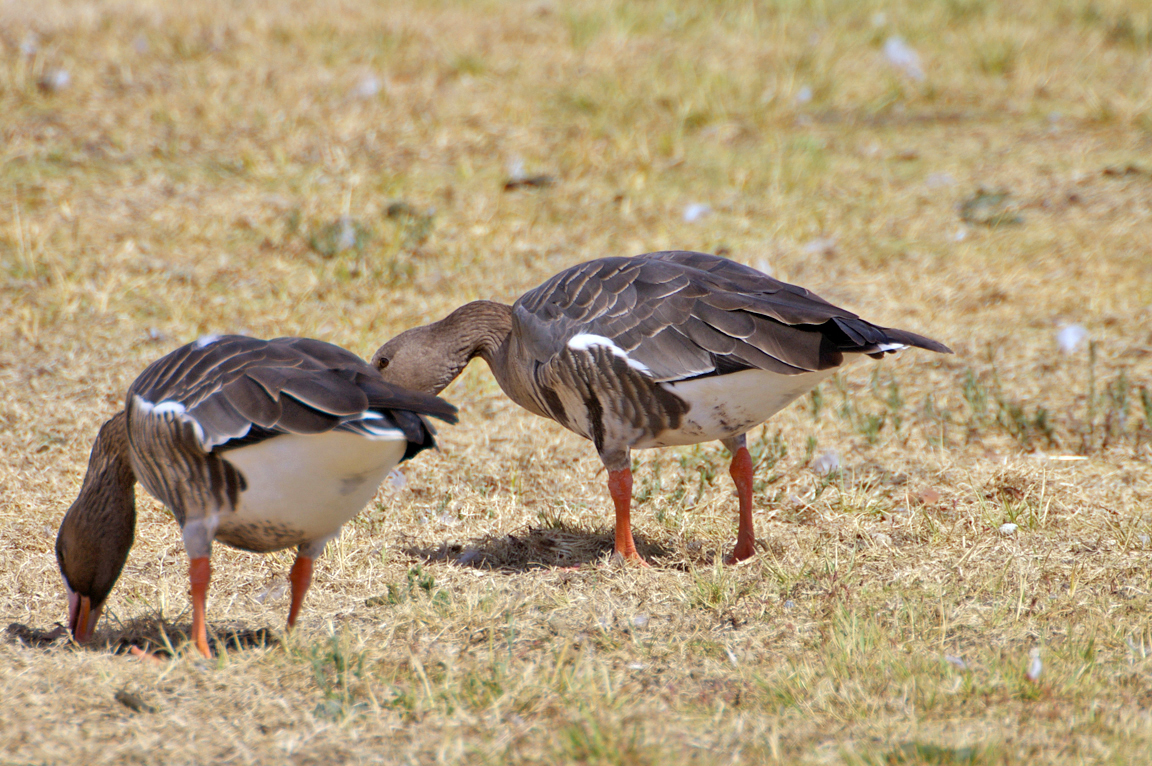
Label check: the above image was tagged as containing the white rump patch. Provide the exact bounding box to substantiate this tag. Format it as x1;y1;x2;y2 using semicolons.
193;334;221;349
359;422;406;441
567;333;651;375
352;410;407;441
874;342;906;353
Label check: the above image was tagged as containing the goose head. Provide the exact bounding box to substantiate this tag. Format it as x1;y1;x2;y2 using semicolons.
55;412;137;644
372;300;513;395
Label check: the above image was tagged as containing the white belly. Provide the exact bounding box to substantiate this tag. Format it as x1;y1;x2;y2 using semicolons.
637;367;837;448
218;430;407;551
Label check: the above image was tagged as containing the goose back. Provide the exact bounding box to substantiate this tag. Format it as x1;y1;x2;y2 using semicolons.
513;251;948;384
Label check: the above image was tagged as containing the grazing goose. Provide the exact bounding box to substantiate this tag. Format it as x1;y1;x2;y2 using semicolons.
56;335;456;657
371;250;950;565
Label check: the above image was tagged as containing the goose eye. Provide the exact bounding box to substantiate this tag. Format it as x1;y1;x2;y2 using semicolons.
375;356;390;371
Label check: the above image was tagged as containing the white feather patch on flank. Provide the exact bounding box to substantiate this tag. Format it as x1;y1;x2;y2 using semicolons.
874;342;906;353
193;334;221;349
148;400;188;417
567;333;652;375
132;395;209;448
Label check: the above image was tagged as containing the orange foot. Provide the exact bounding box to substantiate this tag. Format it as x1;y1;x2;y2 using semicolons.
724;540;757;565
129;645;166;664
611;550;652;568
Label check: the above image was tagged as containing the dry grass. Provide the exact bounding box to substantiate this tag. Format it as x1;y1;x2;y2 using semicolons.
2;0;1152;762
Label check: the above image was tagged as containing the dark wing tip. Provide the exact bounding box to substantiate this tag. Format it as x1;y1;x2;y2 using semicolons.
923;338;954;355
883;328;953;355
425;399;459;425
829;318;952;357
362;378;459;425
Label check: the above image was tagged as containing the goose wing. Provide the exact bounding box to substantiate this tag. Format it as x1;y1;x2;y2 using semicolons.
513;251;950;384
129;335;457;454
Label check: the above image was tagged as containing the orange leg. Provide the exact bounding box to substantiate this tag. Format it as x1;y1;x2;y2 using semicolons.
188;556;212;658
286;555;314;629
726;446;757;564
608;468;649;567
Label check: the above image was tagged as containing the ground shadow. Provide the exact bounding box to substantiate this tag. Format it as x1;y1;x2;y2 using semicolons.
402;521;685;573
5;618;279;658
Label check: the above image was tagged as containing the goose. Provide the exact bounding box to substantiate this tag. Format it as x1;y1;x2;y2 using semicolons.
56;335;457;657
371;250;950;565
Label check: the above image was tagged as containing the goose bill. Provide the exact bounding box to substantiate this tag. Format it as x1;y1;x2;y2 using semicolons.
66;586;101;643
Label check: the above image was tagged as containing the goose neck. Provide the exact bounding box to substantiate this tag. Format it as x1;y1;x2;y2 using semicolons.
447;300;514;365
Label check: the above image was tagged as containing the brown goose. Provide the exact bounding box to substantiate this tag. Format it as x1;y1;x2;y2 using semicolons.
56;335;456;657
371;250;950;565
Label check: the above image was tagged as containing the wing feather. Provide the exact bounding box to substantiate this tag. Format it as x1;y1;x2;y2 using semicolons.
187;392;253;449
277;371;368;417
221;377;281;427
